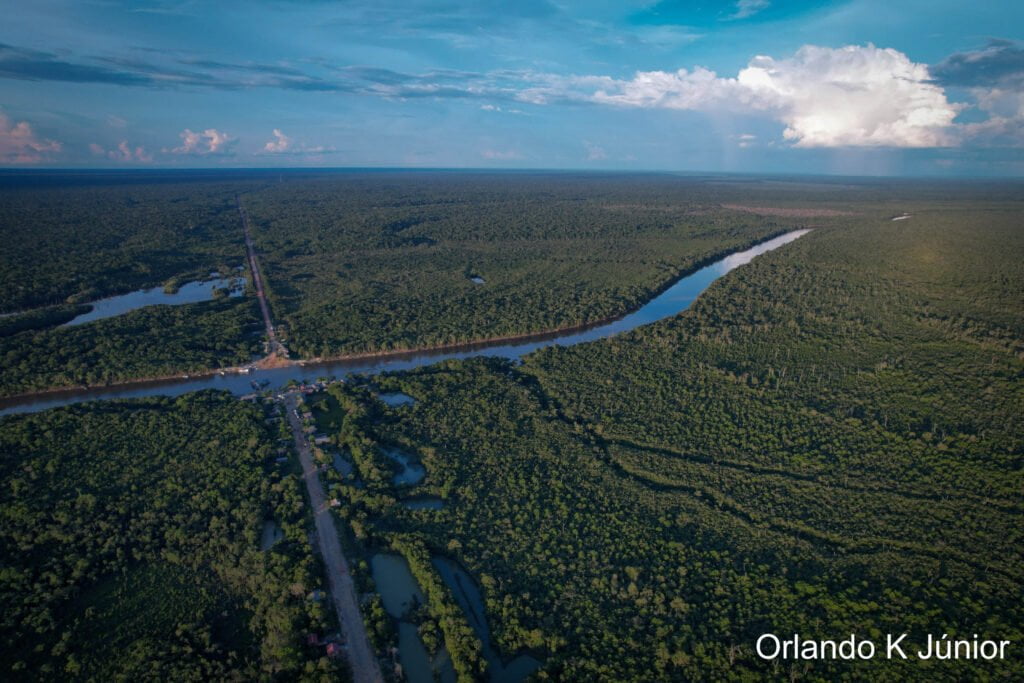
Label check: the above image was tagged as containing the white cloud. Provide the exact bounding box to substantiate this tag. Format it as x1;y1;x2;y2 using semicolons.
730;0;770;20
959;87;1024;146
263;128;291;153
584;141;607;161
480;148;523;160
736;133;757;148
527;44;961;148
90;140;152;162
170;128;235;155
480;103;525;114
737;45;959;147
0;113;61;163
257;128;338;156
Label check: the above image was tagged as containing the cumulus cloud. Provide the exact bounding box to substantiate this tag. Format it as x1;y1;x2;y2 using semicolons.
90;140;152;162
738;45;959;147
263;128;291;152
540;44;961;148
170;128;235;155
257;128;338;156
0;112;61;163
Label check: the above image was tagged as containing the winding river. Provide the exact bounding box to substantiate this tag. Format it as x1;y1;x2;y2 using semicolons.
0;230;809;416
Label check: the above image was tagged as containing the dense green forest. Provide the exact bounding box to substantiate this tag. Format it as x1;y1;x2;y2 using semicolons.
0;175;271;395
315;196;1023;681
2;172;1022;680
0;179;258;313
0;392;341;680
2;172;795;396
306;385;488;682
241;174;787;358
0;296;262;396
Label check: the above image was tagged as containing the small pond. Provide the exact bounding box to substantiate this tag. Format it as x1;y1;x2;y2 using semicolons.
259;520;283;551
332;453;354;477
378;392;417;408
403;496;445;510
433;556;542;682
469;275;485;285
382;447;426;486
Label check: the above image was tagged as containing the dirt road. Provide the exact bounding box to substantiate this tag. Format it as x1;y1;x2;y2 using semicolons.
285;394;383;683
237;198;287;358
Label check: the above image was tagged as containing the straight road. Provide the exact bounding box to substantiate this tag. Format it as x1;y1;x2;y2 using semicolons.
285;394;383;683
241;195;379;680
237;197;287;358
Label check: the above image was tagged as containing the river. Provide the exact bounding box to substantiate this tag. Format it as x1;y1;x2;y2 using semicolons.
0;230;809;416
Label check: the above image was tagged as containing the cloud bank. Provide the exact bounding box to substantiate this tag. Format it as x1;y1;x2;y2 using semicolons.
90;140;152;162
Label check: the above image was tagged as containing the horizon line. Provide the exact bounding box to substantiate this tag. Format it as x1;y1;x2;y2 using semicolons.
1;166;1022;181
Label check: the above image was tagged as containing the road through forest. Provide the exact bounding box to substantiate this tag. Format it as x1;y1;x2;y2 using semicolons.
285;395;383;683
242;197;381;682
238;197;287;359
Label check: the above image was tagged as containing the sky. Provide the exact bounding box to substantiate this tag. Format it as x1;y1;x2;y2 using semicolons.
1;0;1023;176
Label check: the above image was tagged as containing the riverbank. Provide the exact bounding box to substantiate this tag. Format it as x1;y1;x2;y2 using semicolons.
294;229;796;364
0;230;810;416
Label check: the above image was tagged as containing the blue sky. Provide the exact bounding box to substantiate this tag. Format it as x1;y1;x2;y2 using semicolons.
1;0;1023;175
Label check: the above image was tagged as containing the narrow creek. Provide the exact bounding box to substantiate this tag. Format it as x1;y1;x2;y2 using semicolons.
371;553;457;683
432;557;542;683
0;230;809;416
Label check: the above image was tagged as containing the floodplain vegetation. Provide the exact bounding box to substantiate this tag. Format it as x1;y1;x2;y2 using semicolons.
0;296;262;397
0;174;266;396
1;171;791;395
240;173;788;358
310;198;1023;681
0;392;342;681
0;172;1021;682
